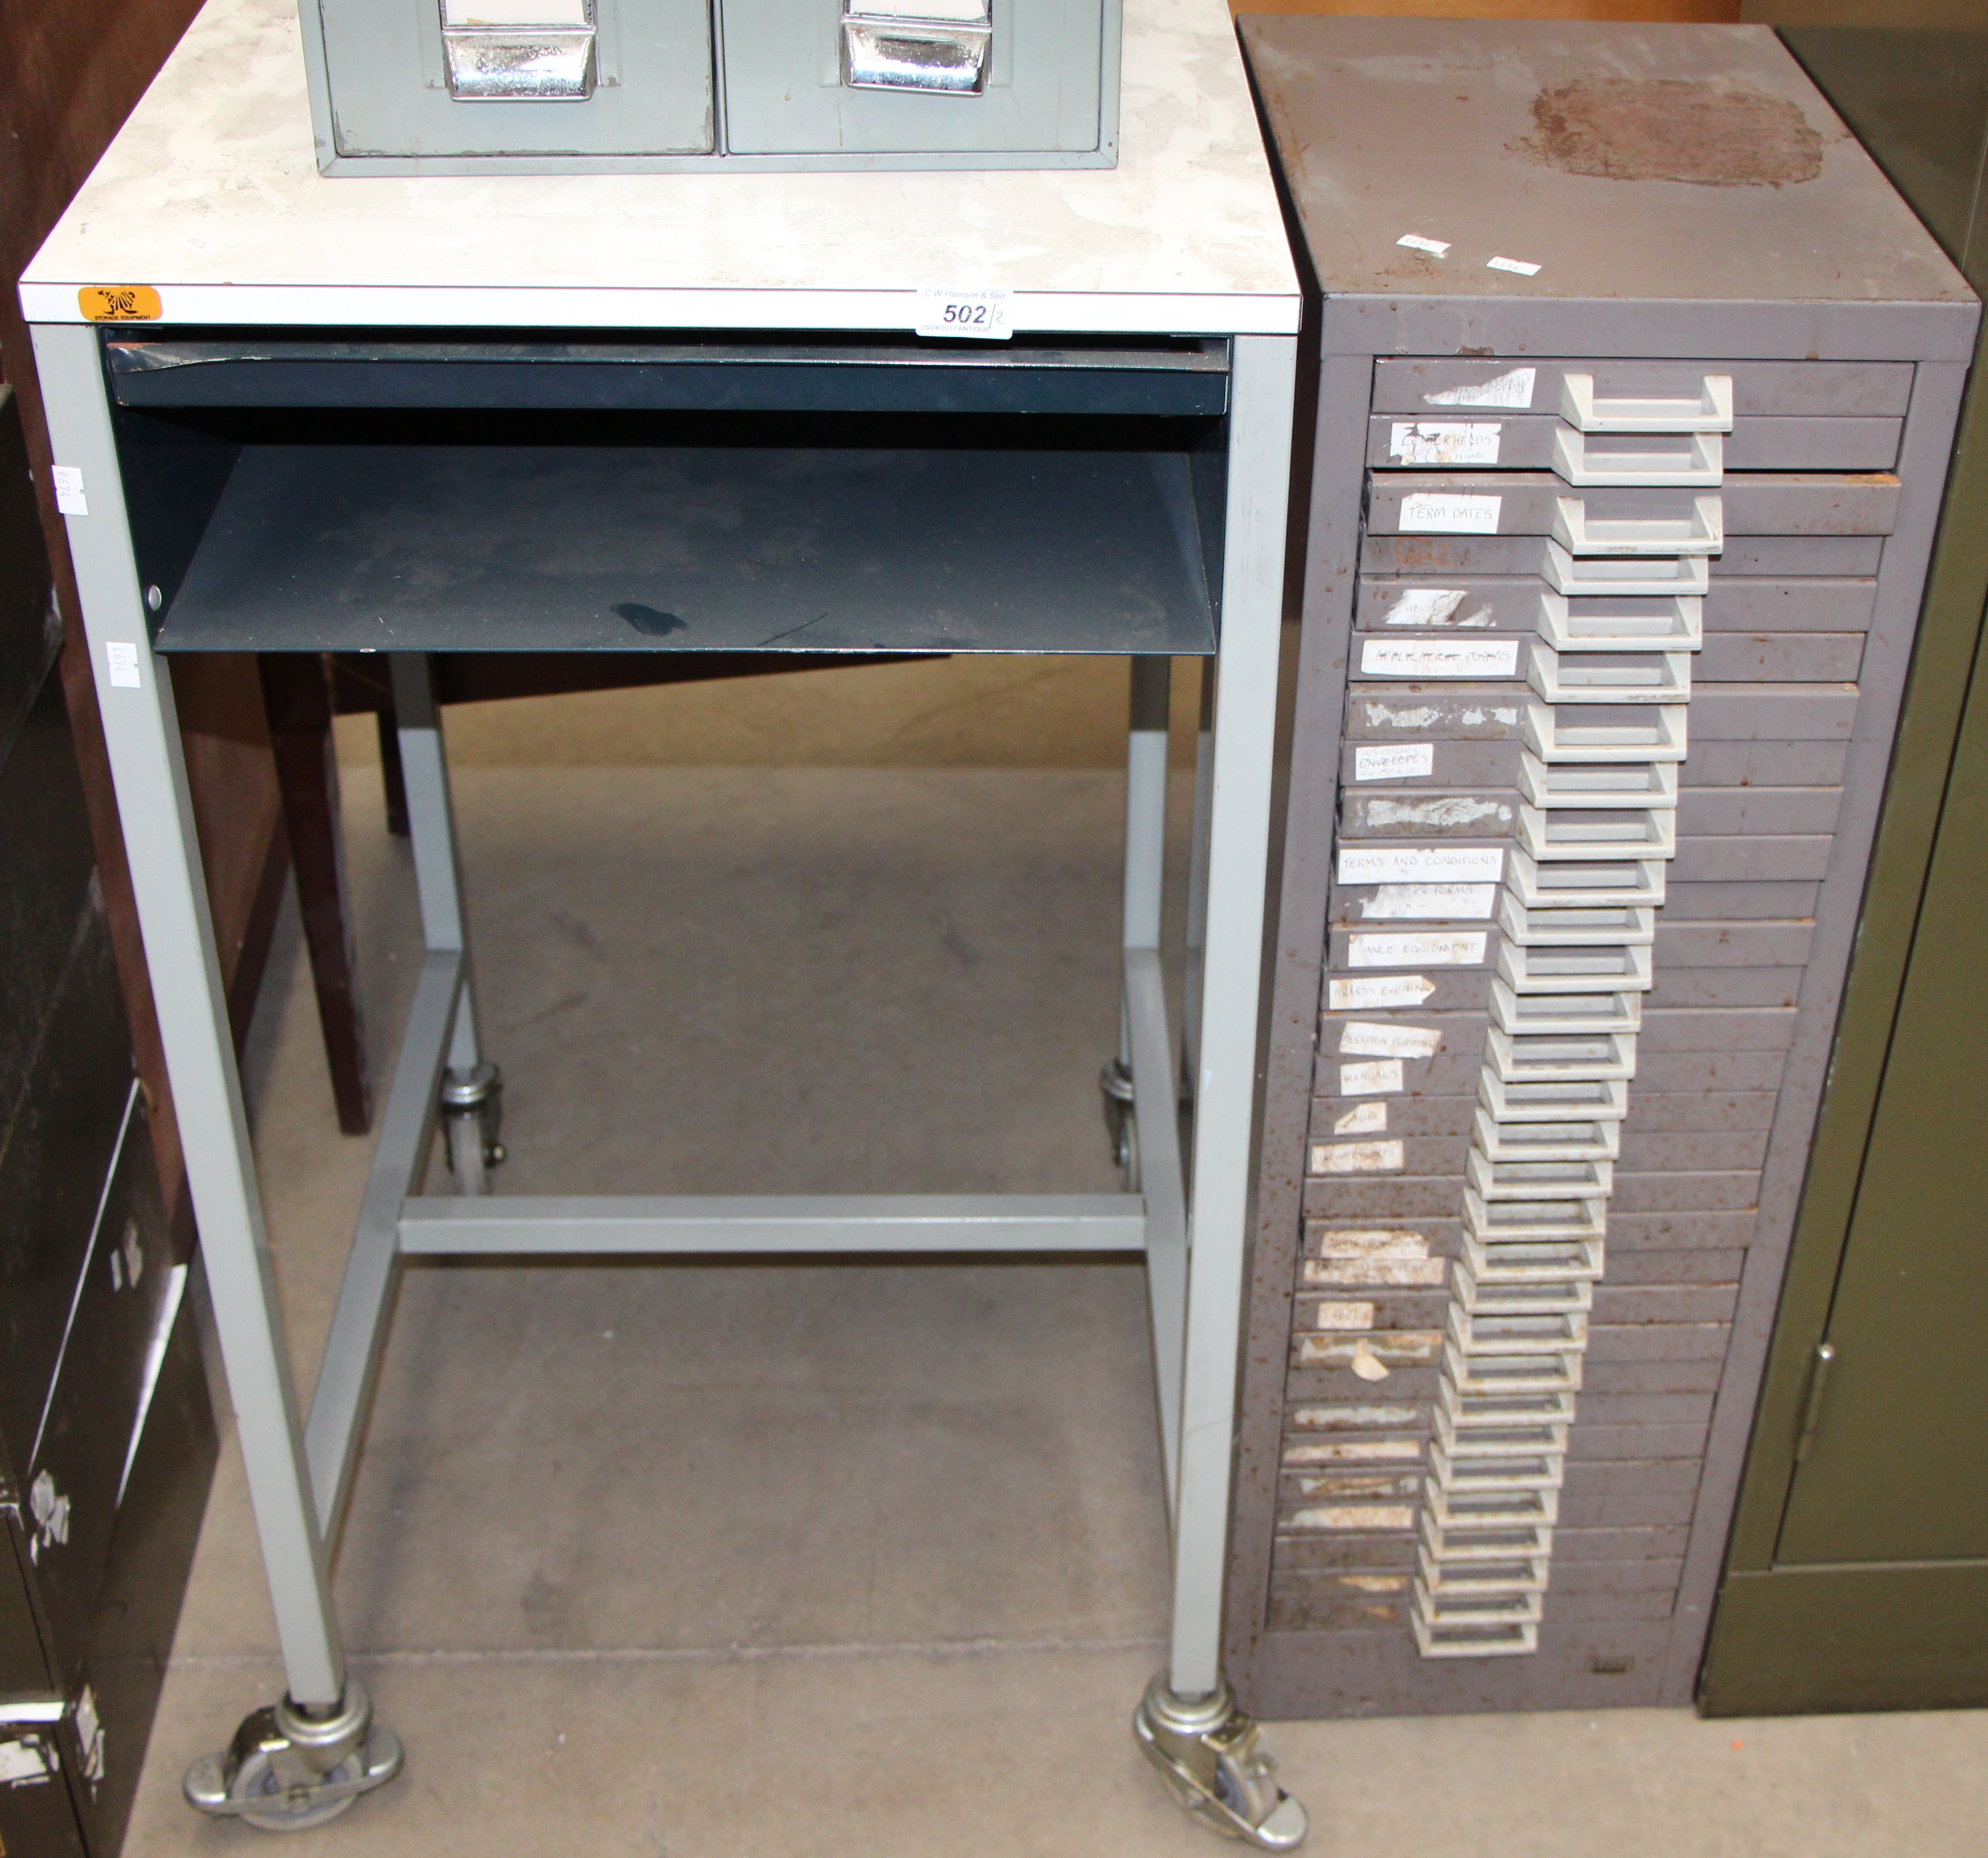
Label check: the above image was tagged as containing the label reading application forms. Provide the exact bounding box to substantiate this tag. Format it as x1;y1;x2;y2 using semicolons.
1362;882;1497;921
1337;845;1503;886
1338;1022;1443;1059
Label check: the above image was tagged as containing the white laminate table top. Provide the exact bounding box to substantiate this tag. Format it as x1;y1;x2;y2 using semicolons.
22;0;1299;334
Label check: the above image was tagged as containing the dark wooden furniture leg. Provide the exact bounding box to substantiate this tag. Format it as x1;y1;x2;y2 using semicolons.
258;653;373;1133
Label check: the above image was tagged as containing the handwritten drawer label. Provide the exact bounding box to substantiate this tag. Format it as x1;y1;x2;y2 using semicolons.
1329;974;1436;1010
1338;845;1504;885
1390;422;1502;466
1361;637;1520;680
1348;930;1489;968
1310;1140;1405;1175
1334;1102;1388;1134
1355;742;1437;783
1425;366;1536;410
1398;492;1502;534
1362;882;1497;921
1338;1022;1444;1059
1338;1059;1405;1095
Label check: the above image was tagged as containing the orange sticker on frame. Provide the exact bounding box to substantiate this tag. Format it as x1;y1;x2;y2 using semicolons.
79;286;162;322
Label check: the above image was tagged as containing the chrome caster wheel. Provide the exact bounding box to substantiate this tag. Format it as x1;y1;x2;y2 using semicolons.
185;1680;403;1833
1134;1672;1307;1851
441;1061;504;1195
1100;1058;1141;1190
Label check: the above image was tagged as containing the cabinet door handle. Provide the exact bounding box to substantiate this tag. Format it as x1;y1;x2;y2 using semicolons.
1794;1340;1836;1464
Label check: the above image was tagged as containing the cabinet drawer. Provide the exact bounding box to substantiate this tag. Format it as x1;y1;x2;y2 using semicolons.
1365;474;1899;539
1367;414;1902;474
1371;358;1915;419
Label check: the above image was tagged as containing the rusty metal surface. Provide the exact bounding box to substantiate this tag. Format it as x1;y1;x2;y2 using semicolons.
1240;18;1968;317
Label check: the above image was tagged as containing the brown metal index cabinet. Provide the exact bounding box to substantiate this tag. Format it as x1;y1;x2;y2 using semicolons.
1226;17;1978;1717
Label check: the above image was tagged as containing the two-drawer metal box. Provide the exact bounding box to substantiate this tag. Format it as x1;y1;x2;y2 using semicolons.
300;0;1120;171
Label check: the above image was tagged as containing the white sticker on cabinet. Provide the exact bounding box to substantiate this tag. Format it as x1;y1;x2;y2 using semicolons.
50;466;87;515
1338;1021;1443;1059
1338;845;1504;885
1360;637;1521;680
1398;492;1502;534
1354;742;1437;782
1396;234;1450;256
1424;367;1537;410
1328;973;1436;1010
1348;931;1488;968
1380;587;1473;628
1389;422;1501;466
1362;882;1498;920
1310;1139;1405;1174
1338;1058;1405;1095
104;641;141;689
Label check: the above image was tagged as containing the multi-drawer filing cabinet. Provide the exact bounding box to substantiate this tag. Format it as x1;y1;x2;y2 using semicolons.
1228;17;1977;1715
300;0;1120;170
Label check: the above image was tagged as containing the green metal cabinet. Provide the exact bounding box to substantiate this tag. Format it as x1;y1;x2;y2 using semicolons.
1701;28;1988;1715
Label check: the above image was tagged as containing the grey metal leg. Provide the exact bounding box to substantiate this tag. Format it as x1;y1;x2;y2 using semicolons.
1135;335;1306;1852
389;654;502;1191
32;322;403;1830
1182;664;1215;1093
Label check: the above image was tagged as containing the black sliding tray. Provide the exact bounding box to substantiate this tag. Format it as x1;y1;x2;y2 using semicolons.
149;442;1219;655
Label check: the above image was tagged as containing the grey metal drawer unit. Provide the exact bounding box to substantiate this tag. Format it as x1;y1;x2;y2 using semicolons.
1232;15;1976;1715
302;0;1119;171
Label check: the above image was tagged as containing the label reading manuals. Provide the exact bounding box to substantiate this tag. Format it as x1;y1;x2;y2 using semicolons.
1424;367;1536;411
915;287;1013;340
1360;638;1520;680
1328;974;1436;1011
1389;423;1501;466
1348;931;1488;968
1337;845;1503;886
1362;882;1497;921
104;641;141;689
1354;742;1436;783
1338;1059;1404;1095
1398;493;1501;535
1339;1021;1443;1059
51;466;87;515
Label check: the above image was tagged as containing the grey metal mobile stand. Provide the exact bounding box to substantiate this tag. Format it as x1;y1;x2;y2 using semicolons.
32;321;1304;1845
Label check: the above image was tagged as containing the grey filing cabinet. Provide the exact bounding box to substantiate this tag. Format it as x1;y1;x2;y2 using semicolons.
1226;17;1977;1716
302;0;1119;171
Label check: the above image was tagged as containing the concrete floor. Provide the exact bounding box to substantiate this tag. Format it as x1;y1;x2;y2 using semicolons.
127;658;1988;1855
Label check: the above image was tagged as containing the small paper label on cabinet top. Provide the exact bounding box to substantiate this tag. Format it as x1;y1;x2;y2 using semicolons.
1396;234;1450;256
1486;256;1543;276
1360;637;1520;680
1338;1021;1444;1059
1354;742;1436;782
1361;882;1497;921
1348;930;1489;968
1328;974;1436;1010
1398;492;1501;534
1424;367;1536;410
1337;845;1504;885
915;287;1013;340
1390;422;1501;466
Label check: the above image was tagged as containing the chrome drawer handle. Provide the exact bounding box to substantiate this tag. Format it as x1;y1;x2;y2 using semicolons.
440;0;597;101
843;0;991;94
